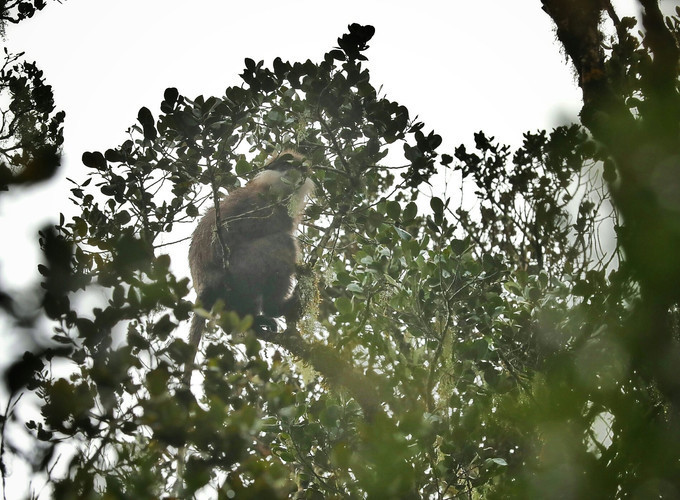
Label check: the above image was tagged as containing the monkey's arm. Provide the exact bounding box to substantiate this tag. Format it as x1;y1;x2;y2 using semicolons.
282;263;317;321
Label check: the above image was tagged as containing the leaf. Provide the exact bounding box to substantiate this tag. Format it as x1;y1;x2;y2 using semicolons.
186;203;199;217
112;285;125;307
127;329;150;350
430;197;444;217
235;156;251;175
328;49;346;61
273;57;290;78
114;210;131;225
81;151;107;170
395;226;411;240
5;351;44;393
161;87;179;113
428;132;442;149
146;365;170;397
105;148;126;163
403;202;417;221
430;196;445;225
137;107;157;141
335;296;353;315
527;287;541;302
486;457;508;467
450;239;466;254
503;281;522;295
386;200;401;220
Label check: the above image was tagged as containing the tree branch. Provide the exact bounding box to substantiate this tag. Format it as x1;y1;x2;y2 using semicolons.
639;0;680;141
640;0;680;87
253;326;384;420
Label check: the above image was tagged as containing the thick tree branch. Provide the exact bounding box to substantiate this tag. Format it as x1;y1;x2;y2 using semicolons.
639;0;680;141
640;0;680;87
542;0;680;413
541;0;605;87
254;326;384;420
541;1;636;144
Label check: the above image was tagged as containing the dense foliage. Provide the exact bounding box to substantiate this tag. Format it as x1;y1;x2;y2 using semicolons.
0;51;63;189
0;0;63;192
2;1;680;499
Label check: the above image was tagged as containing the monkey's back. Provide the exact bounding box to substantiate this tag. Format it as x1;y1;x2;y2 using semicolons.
188;179;299;315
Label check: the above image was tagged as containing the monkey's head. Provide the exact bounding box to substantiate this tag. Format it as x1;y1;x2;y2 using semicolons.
249;150;315;206
266;150;308;173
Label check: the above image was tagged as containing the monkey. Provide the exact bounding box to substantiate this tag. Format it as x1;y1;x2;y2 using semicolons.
177;153;312;492
187;150;315;353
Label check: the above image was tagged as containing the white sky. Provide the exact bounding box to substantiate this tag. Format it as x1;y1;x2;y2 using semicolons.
0;1;646;496
0;0;593;289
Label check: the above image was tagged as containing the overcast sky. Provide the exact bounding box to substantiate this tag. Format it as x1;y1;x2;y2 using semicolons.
1;0;649;296
0;0;649;319
0;0;595;288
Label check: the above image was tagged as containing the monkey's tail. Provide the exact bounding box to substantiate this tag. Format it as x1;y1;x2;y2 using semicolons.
175;313;205;497
183;313;205;386
189;313;205;350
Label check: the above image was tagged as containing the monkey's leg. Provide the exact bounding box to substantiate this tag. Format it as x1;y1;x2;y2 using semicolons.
228;235;296;313
264;263;316;324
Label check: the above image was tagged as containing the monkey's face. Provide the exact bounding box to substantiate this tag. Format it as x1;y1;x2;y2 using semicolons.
250;164;314;200
269;153;309;175
260;152;312;189
250;151;315;207
278;166;309;188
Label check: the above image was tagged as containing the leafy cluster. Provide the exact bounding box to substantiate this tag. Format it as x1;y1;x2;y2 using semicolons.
2;2;680;499
0;49;63;190
0;1;63;188
0;0;51;33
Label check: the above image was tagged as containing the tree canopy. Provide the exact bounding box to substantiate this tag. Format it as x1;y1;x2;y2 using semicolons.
2;2;680;499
